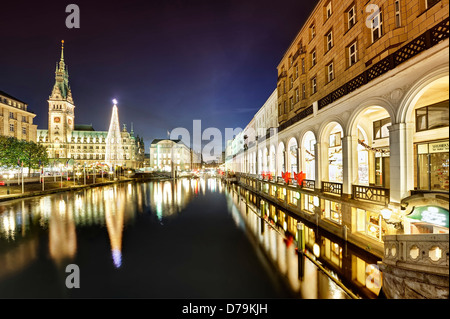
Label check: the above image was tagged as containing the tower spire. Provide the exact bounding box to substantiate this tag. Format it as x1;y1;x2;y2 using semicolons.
59;40;65;70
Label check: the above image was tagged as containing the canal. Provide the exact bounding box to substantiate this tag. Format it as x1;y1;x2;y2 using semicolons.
0;178;381;298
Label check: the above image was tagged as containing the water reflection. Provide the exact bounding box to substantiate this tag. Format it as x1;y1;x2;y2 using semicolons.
0;178;210;272
225;184;382;299
0;178;378;298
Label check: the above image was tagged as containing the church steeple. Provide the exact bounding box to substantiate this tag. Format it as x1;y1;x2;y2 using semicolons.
59;40;65;71
47;40;76;155
50;40;72;103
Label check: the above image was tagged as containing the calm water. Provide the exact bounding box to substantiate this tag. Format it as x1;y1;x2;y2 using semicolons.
0;178;381;298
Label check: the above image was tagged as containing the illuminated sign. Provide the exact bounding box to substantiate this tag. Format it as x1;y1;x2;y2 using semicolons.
429;141;449;153
407;206;449;228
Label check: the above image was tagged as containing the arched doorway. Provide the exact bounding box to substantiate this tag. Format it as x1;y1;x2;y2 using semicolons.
301;131;316;180
406;76;449;192
277;142;285;176
321;123;344;183
269;145;276;175
287;137;298;174
351;106;392;187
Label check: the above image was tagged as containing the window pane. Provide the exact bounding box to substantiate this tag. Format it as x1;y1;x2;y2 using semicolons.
417;154;429;190
428;103;449;130
416;108;427;131
430;152;449;191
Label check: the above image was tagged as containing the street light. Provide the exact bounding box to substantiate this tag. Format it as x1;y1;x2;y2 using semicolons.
381;208;403;230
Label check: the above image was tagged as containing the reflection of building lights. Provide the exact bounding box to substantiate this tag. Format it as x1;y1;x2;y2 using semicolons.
75;195;82;208
112;249;122;268
59;200;66;212
313;243;320;257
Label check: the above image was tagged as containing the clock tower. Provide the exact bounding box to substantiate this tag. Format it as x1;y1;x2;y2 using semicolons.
48;40;75;159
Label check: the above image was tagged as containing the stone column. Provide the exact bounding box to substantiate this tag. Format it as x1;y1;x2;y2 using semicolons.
314;142;323;191
342;135;358;197
388;123;412;204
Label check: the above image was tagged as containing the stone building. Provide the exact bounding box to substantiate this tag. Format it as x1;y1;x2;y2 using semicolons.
37;41;145;169
149;139;200;172
0;90;37;142
226;0;449;298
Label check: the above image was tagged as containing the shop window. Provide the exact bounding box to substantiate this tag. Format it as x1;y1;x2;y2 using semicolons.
415;100;449;132
329;131;343;182
356;208;384;241
304;194;317;214
323;200;342;224
415;141;449;191
288;190;300;206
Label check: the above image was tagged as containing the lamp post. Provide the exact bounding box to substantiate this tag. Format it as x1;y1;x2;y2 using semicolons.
381;208;403;231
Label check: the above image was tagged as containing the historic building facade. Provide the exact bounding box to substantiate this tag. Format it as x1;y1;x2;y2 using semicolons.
226;0;449;272
37;41;145;169
149;139;200;172
0;90;37;142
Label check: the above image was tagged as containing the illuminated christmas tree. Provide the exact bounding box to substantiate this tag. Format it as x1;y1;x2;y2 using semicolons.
105;99;124;169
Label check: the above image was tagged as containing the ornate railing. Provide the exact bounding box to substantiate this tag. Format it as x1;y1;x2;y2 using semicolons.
301;179;315;190
278;105;313;133
322;181;343;196
382;234;449;275
352;185;390;204
318;18;449;110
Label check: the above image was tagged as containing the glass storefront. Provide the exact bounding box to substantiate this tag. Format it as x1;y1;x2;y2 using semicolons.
355;208;384;241
415;140;449;191
328;132;343;182
374;151;390;188
323;200;342;224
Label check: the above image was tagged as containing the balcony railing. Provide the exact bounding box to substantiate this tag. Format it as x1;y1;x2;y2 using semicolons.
352;184;390;205
302;179;315;190
318;18;449;110
322;181;343;196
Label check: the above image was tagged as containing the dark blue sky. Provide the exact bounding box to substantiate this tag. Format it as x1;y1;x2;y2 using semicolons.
0;0;316;150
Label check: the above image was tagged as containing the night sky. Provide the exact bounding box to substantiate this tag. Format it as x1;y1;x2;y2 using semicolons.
0;0;317;151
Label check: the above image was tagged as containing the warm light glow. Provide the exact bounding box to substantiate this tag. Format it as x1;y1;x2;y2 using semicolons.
313;243;320;257
380;208;392;220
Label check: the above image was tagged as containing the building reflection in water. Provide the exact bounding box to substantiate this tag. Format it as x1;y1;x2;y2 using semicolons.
0;178;211;271
225;183;382;299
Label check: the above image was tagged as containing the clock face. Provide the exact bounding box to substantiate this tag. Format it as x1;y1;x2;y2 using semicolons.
68;119;72;125
54;117;61;123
